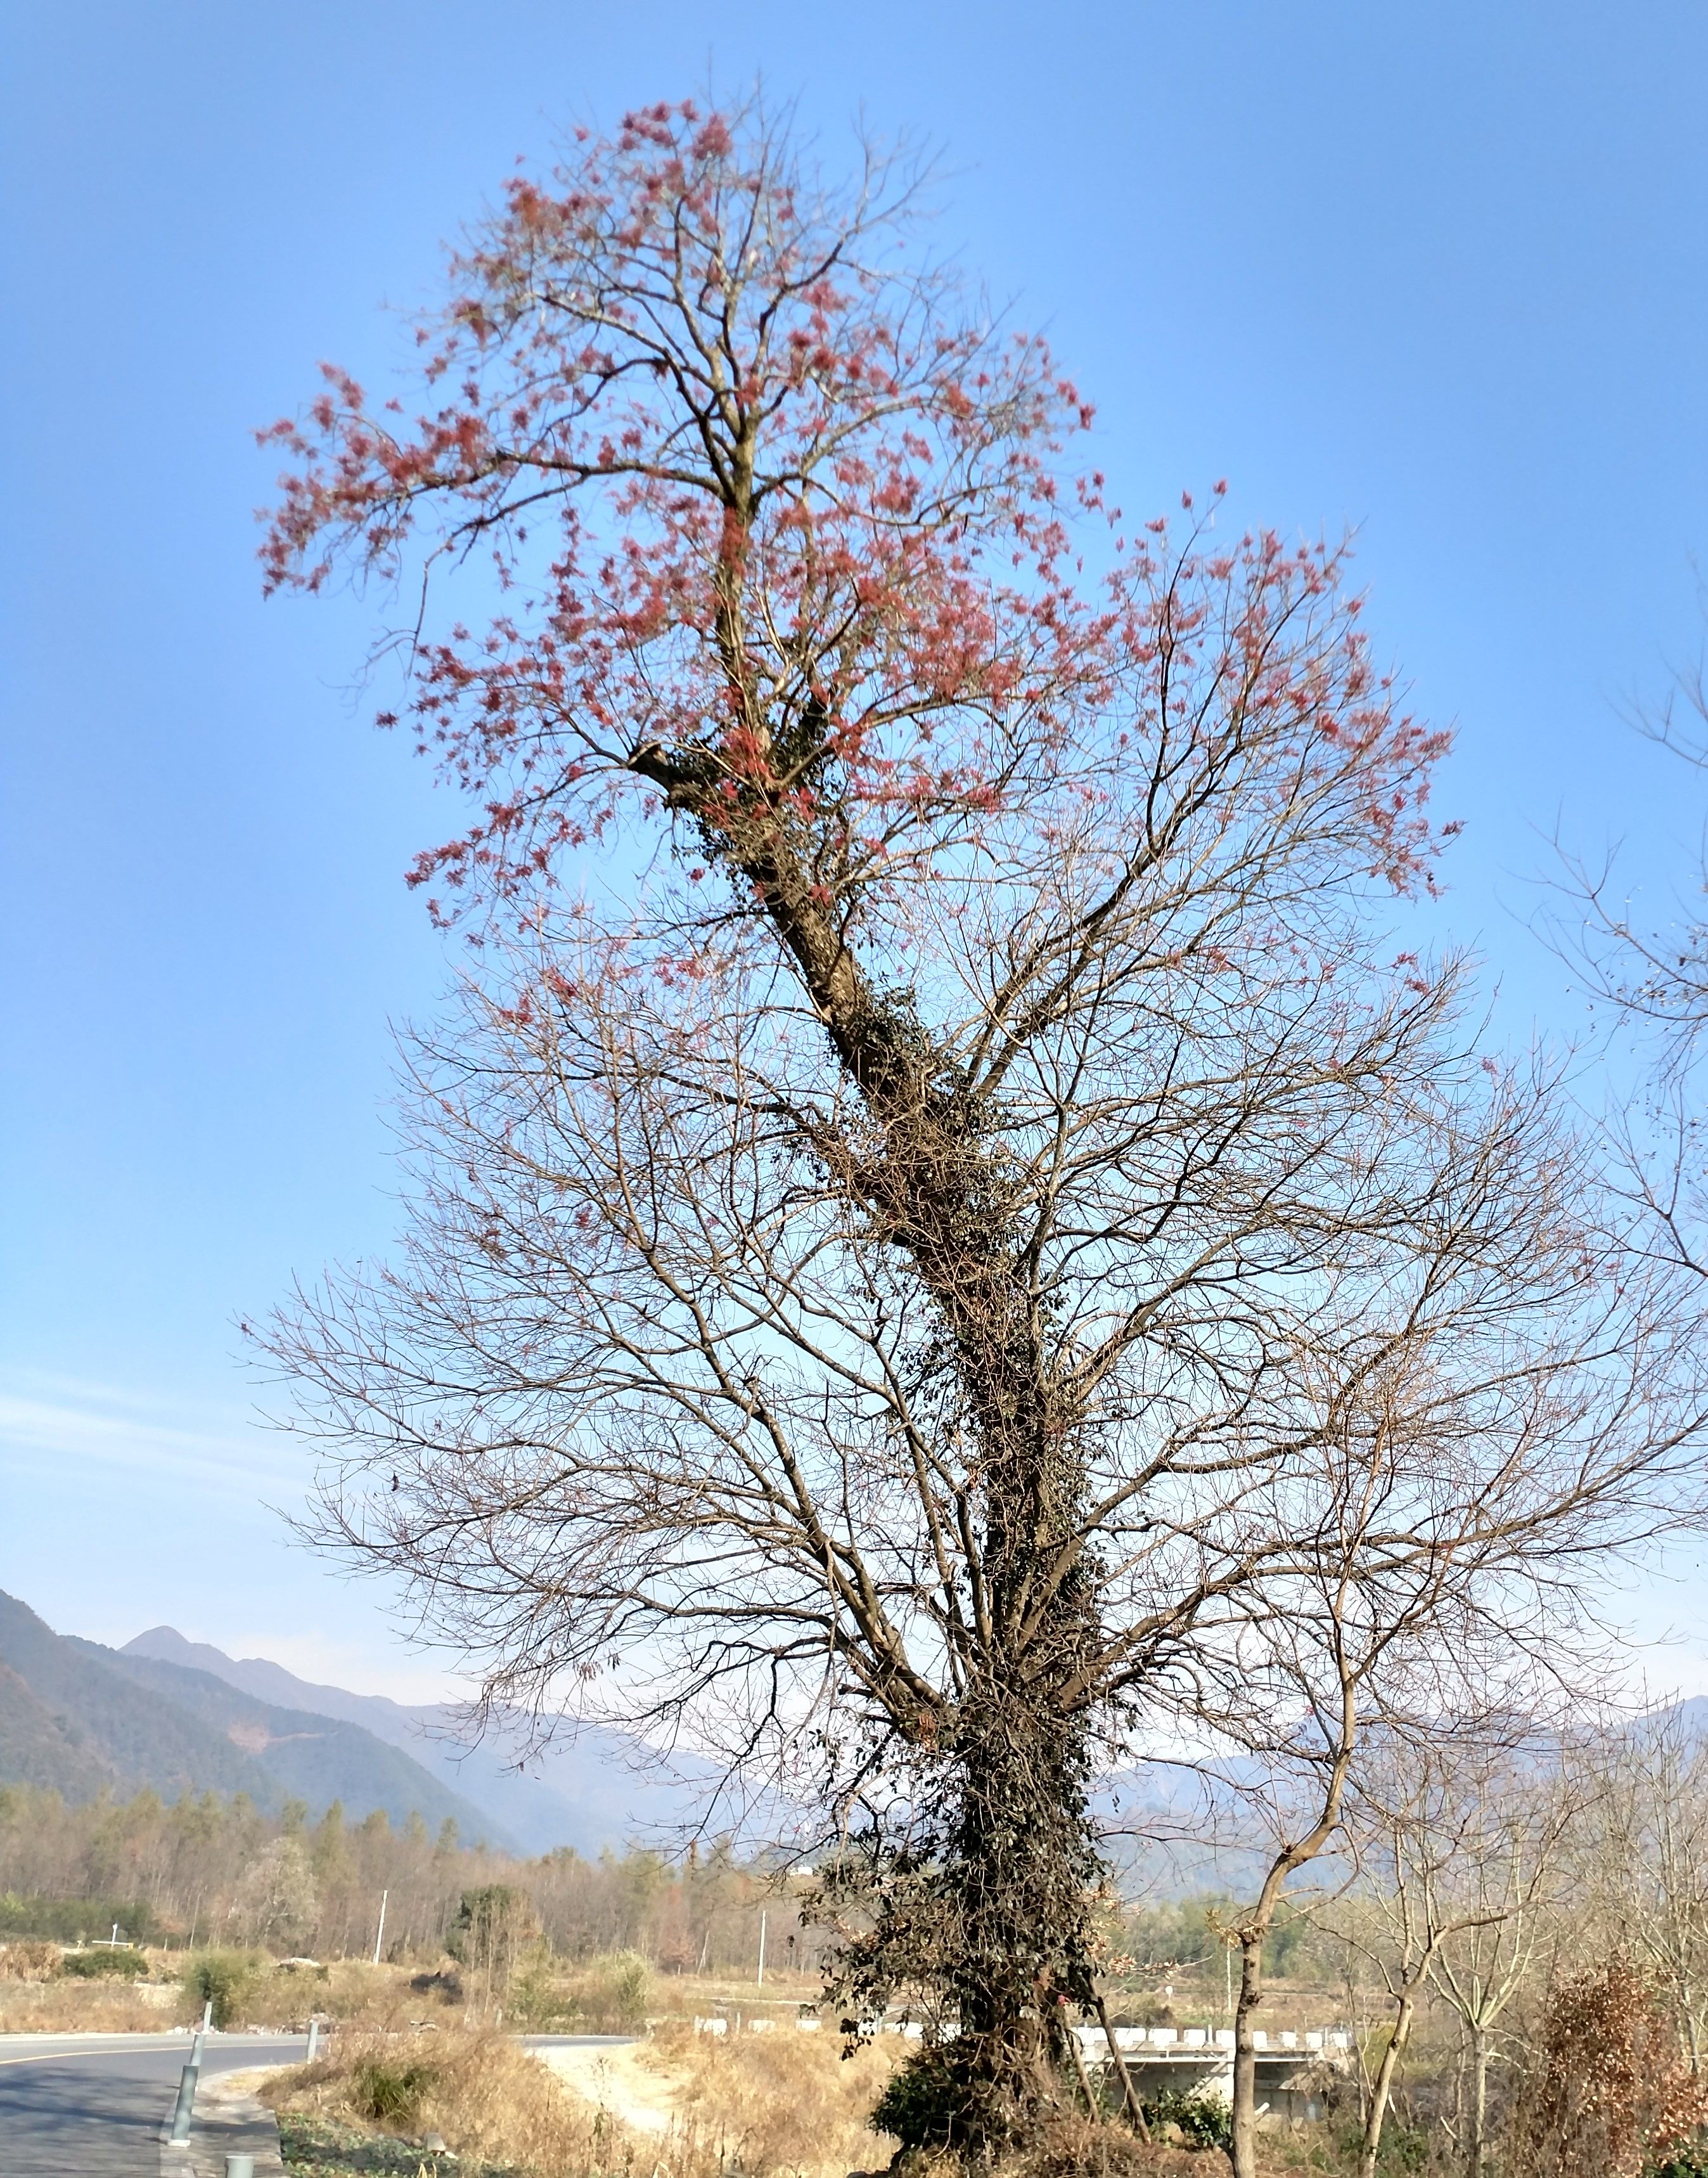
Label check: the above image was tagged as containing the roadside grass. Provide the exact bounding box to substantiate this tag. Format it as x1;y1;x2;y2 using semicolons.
644;2015;901;2178
264;2018;904;2178
278;2111;510;2178
265;2026;644;2177
0;1974;183;2032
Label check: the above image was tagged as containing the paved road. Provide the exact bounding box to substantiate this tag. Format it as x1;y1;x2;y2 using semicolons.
0;2033;305;2177
0;2032;635;2177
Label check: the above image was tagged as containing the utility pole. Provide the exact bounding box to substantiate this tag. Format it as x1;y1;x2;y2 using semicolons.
371;1890;389;1967
757;1911;767;1988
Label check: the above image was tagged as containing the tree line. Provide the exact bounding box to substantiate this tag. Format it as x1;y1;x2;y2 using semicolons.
0;1784;791;1973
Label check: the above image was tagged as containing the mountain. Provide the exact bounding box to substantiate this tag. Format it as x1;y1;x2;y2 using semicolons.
93;1648;513;1848
0;1589;504;1842
116;1630;1252;1871
123;1625;724;1856
0;1590;276;1803
0;1657;121;1802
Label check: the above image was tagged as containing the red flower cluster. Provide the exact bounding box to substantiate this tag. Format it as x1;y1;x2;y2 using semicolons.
261;95;1448;936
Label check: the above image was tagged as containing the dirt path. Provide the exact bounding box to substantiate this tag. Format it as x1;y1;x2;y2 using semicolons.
536;2042;683;2137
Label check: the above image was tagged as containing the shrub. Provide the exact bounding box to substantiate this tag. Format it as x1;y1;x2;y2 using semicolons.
573;1948;650;2029
182;1949;267;2028
61;1947;148;1980
1514;1959;1708;2178
350;2054;438;2126
1010;2111;1165;2178
506;1945;652;2032
0;1940;61;1982
1141;2086;1233;2152
871;2045;969;2148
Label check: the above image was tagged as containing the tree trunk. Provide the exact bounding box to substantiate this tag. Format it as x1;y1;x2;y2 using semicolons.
1359;1990;1418;2178
823;984;1104;2141
942;1664;1101;2148
1095;1993;1152;2139
1467;2023;1487;2177
1230;1933;1267;2178
671;764;1113;2148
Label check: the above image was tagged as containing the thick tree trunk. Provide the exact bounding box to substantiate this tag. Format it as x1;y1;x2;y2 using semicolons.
682;765;1110;2151
946;1673;1101;2146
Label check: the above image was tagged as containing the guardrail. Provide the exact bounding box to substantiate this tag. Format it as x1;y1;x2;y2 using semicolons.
692;2013;1351;2058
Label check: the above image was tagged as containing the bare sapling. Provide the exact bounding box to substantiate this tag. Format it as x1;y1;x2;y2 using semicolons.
1331;1741;1579;2178
1415;1762;1581;2177
1570;1704;1708;2071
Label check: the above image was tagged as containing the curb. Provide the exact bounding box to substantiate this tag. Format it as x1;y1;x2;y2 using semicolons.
159;2067;287;2178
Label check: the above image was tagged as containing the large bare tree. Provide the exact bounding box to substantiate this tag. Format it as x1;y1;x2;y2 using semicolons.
262;95;1708;2159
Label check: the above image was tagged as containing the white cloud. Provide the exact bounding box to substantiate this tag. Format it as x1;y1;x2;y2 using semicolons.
0;1365;470;1705
0;1366;308;1499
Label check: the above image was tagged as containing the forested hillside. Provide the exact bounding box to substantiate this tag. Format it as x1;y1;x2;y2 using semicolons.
0;1592;497;1841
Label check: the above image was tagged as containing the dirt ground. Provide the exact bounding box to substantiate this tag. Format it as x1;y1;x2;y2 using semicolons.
535;2039;678;2135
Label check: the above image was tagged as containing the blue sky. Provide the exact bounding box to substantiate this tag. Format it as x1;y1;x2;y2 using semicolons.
4;0;1708;1698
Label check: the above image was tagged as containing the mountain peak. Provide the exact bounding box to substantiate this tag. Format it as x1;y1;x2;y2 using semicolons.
122;1613;714;1855
125;1624;228;1668
0;1587;504;1844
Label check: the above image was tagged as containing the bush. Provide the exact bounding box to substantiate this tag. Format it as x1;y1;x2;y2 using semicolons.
0;1940;61;1983
573;1948;650;2029
1513;1959;1708;2177
507;1945;652;2031
870;2045;969;2149
182;1949;267;2028
350;2055;438;2126
1010;2112;1164;2178
61;1947;148;1980
1650;2150;1708;2178
1141;2086;1233;2152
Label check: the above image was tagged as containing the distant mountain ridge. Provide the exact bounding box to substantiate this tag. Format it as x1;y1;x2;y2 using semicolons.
121;1624;723;1856
0;1589;504;1844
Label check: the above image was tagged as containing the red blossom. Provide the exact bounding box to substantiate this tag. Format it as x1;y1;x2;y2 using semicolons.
261;93;1451;938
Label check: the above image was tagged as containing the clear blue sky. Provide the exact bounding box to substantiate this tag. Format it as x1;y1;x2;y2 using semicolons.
4;0;1707;1698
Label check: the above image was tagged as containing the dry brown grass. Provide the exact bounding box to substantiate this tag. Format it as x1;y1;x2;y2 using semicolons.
265;2027;650;2177
1006;2113;1230;2178
264;2018;903;2178
648;1969;823;2014
0;1939;63;1981
315;1959;458;2025
260;2020;1346;2178
0;1946;193;2033
643;2017;902;2178
0;1977;183;2031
